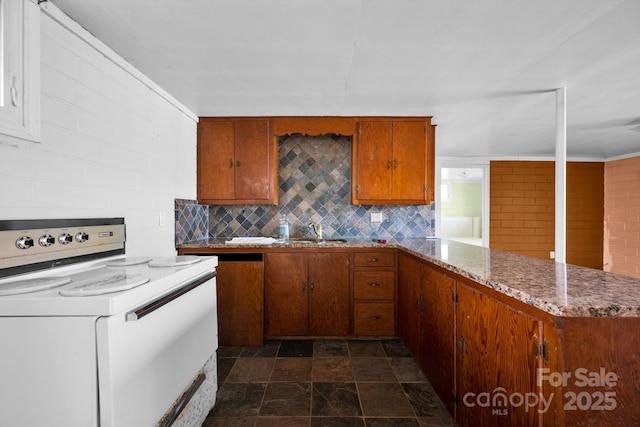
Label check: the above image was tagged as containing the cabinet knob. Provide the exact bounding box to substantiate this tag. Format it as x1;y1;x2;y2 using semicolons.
368;282;380;287
369;258;378;262
387;160;392;170
229;159;233;169
369;315;381;321
394;159;399;170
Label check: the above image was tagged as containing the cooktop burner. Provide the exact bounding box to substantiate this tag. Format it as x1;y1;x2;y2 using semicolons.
106;257;153;267
148;255;201;268
0;276;72;296
59;273;150;297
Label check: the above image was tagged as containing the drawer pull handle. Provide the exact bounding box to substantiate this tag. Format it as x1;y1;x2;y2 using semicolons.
368;282;380;287
369;315;381;320
369;258;379;262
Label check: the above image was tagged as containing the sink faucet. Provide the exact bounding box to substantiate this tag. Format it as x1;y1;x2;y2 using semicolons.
308;222;323;240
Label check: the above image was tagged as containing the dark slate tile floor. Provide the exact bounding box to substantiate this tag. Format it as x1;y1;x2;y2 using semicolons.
202;339;456;427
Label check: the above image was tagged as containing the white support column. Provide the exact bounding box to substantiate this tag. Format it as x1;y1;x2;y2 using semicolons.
555;87;567;263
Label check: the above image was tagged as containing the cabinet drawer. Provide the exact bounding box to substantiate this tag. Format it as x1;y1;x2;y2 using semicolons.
354;252;395;267
354;271;395;300
354;303;395;336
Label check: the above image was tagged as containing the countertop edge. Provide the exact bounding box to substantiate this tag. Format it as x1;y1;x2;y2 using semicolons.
177;238;640;318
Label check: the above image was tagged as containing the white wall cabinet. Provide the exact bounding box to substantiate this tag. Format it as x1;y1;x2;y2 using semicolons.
0;0;40;143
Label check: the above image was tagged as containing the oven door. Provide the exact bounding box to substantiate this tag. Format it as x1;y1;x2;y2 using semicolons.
96;271;217;426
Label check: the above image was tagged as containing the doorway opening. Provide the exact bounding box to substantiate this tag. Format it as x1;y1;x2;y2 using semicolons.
437;166;488;247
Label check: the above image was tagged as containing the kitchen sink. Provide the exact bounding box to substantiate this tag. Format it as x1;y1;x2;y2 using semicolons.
289;238;348;244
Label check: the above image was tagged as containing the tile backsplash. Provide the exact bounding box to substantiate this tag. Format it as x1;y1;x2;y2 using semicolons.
176;134;434;243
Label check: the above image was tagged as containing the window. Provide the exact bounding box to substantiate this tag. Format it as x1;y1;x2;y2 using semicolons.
0;0;39;142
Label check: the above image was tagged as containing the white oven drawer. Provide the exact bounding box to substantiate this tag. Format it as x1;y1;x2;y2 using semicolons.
96;272;218;427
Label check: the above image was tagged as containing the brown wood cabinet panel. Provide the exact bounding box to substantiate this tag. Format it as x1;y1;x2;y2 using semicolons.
308;253;350;336
265;253;308;336
456;283;541;427
419;267;456;415
356;121;393;201
392;121;427;201
398;254;422;357
354;302;395;336
427;124;436;202
558;317;640;426
354;118;431;204
265;252;349;337
354;271;394;300
354;252;396;268
198;118;275;204
353;271;395;300
233;120;271;200
198;120;235;200
216;260;264;346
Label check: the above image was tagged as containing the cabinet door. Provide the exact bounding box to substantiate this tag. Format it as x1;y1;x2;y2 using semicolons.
456;283;541;427
397;254;422;357
393;121;427;202
216;260;264;346
234;120;271;201
420;266;456;415
356;121;393;201
198;120;235;200
308;253;350;336
265;253;308;336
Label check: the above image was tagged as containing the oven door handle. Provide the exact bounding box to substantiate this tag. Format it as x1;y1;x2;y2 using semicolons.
126;271;216;321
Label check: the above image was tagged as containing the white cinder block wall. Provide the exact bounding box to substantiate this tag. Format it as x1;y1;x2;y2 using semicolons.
0;4;197;256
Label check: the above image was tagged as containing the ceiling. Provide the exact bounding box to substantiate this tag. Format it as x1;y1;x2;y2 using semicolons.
48;0;640;160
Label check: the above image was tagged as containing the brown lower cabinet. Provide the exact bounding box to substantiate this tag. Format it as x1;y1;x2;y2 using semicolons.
400;253;547;425
399;252;640;426
180;252;264;347
265;252;350;336
353;251;397;336
179;246;640;424
215;254;264;346
456;283;542;426
398;254;456;413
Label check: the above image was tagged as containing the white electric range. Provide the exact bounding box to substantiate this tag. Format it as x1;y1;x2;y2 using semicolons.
0;218;218;427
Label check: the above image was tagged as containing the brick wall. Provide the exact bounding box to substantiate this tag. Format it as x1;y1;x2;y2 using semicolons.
0;5;197;256
490;161;555;259
567;162;604;269
490;161;604;268
604;156;640;278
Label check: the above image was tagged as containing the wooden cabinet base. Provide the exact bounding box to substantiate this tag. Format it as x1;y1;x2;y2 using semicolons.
216;258;264;346
354;303;395;336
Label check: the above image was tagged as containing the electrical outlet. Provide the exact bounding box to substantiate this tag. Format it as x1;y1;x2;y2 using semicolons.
370;212;383;223
550;251;555;259
159;213;166;227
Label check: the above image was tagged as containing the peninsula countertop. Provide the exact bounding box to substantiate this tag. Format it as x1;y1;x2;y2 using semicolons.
177;237;640;318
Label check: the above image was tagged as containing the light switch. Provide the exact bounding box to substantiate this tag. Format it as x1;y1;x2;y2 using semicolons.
370;212;383;223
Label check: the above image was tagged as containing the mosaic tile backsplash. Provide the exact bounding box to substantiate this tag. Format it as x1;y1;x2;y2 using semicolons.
175;198;208;244
176;134;434;243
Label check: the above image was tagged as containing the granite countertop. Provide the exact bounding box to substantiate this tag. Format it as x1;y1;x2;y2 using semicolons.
177;237;640;318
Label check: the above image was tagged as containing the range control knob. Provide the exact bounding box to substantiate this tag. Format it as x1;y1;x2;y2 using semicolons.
75;232;89;243
58;233;73;245
16;236;34;249
39;234;56;247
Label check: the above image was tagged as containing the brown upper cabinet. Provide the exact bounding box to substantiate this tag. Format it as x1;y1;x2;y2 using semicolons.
197;116;434;205
198;118;276;204
353;118;433;205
